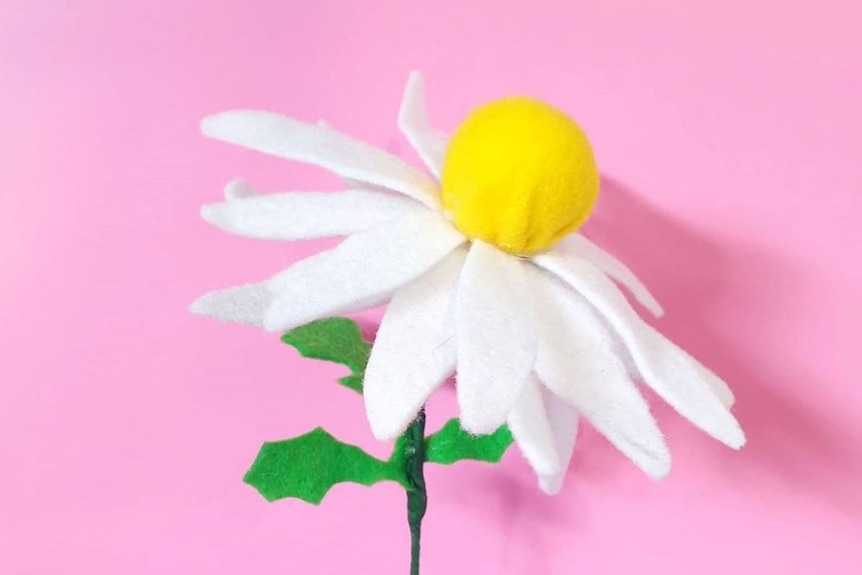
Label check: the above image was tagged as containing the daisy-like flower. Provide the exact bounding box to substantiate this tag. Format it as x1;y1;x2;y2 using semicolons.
192;72;744;494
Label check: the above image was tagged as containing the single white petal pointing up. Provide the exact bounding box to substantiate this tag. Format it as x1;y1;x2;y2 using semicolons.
398;71;449;179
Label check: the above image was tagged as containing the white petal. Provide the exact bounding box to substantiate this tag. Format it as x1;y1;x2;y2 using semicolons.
535;253;745;449
363;248;466;440
455;241;537;434
507;375;561;478
201;187;422;240
531;267;671;480
537;390;579;495
316;120;379;190
554;234;664;317
224;178;258;200
263;211;465;331
201;110;441;208
508;378;580;494
398;71;449;179
189;283;274;327
702;370;736;408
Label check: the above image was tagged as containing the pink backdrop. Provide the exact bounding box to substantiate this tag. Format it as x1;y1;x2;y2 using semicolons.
2;1;861;573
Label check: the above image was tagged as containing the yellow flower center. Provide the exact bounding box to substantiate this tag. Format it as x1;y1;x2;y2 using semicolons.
440;97;599;255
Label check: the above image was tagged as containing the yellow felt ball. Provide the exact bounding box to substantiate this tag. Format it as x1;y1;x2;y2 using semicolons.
440;97;599;255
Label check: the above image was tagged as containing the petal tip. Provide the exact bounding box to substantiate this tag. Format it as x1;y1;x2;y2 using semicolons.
363;384;409;441
636;443;672;480
399;71;427;129
726;428;747;450
366;415;405;442
707;410;746;448
645;459;672;481
538;477;565;495
200;110;255;138
199;203;236;234
457;413;499;436
405;70;423;93
188;293;213;316
223;178;256;200
199;203;219;225
199;114;220;136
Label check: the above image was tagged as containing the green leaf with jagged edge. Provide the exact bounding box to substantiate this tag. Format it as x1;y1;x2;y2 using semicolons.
244;427;409;504
266;318;514;505
424;419;514;465
281;317;370;393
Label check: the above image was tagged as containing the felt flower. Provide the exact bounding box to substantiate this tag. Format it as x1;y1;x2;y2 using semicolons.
192;72;744;494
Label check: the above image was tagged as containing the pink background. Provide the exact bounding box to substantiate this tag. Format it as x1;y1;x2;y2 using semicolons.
2;0;861;573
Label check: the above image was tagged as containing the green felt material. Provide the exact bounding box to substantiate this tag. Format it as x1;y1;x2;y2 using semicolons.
281;317;371;393
255;317;514;516
337;374;364;394
425;419;514;465
244;427;408;504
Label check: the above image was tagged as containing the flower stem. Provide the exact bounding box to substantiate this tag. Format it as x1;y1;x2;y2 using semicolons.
404;407;427;575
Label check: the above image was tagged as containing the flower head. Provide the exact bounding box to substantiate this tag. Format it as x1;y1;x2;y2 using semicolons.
441;96;599;254
192;72;744;494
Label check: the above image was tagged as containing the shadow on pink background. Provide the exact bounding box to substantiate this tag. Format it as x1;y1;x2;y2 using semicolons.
1;1;861;573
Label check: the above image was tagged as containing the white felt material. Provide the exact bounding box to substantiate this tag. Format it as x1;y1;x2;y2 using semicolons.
223;178;258;200
201;110;441;208
317;120;378;190
262;211;465;332
189;282;274;327
555;234;664;317
531;267;671;479
398;71;449;179
201;187;422;241
507;375;561;478
537;389;579;495
455;241;537;434
534;253;745;449
701;368;736;408
363;247;466;440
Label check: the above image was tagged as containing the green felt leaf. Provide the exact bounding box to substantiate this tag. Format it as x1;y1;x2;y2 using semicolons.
281;317;371;393
425;419;514;465
244;428;407;504
337;374;364;394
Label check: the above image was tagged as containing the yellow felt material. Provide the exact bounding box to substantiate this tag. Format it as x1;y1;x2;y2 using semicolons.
440;97;599;255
